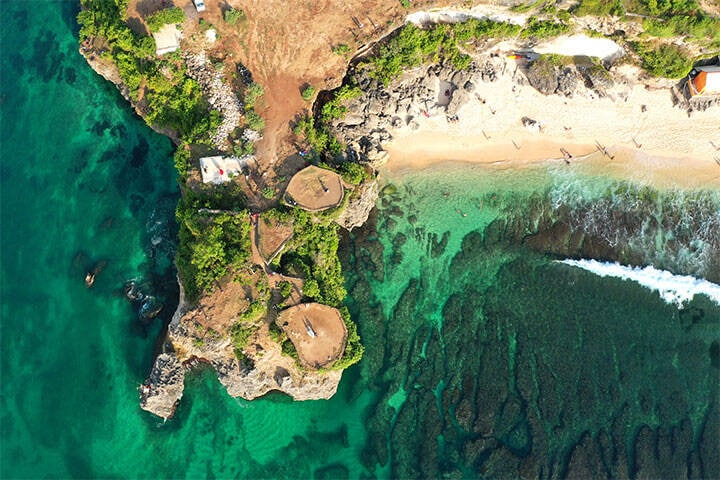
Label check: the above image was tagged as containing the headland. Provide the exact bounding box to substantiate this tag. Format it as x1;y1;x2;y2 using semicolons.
77;0;720;418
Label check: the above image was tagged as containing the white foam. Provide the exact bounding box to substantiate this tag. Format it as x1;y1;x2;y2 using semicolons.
560;259;720;308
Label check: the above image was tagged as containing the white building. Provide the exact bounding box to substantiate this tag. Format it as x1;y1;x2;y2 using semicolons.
199;156;249;184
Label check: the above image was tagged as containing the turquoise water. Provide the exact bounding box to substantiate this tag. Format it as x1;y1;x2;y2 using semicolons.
2;2;719;479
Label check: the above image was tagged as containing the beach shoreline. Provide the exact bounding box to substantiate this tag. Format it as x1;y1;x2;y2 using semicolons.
375;56;720;189
383;134;720;189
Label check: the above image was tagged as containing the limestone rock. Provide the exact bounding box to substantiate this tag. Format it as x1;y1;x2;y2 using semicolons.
336;180;380;231
139;352;185;419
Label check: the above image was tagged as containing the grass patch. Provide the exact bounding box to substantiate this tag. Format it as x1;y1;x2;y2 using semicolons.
332;44;351;55
223;8;246;26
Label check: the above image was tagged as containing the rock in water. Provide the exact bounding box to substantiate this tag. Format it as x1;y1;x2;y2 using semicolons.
139;352;184;419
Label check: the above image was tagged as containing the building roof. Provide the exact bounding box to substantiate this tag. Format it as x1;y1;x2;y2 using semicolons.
199;156;248;184
691;68;720;96
284;165;344;212
697;65;720;73
153;24;181;56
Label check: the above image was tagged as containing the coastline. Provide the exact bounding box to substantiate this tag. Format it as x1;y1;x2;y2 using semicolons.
375;57;720;189
383;136;720;189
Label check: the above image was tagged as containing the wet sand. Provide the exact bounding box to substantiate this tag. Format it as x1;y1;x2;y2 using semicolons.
381;56;720;189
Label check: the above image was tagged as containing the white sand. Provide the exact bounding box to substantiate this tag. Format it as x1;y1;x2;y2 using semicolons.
383;58;720;189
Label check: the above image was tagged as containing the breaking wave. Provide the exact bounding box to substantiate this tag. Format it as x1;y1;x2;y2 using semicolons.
560;259;720;308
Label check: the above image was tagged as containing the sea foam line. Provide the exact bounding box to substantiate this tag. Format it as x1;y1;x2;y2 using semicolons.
560;259;720;308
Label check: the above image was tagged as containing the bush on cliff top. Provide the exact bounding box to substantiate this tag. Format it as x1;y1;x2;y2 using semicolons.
145;7;185;33
176;208;251;301
78;0;218;143
633;42;694;78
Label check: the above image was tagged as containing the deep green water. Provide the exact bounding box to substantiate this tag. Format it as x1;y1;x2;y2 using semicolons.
2;2;719;479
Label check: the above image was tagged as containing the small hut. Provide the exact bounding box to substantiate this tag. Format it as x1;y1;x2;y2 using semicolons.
688;66;720;97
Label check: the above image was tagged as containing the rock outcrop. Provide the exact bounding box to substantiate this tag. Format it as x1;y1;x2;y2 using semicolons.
79;42;183;144
336;180;379;231
182;51;244;149
139;275;342;419
139;353;185;420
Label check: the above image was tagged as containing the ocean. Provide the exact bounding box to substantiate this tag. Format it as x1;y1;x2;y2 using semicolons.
1;1;718;479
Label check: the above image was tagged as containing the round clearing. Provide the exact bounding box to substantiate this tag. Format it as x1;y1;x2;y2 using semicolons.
276;303;347;369
285;165;343;211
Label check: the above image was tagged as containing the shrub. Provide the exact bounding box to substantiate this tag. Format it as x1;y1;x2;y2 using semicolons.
230;322;257;359
245;110;265;131
239;300;265;323
244;82;263;108
175;210;251;300
145;7;184;33
277;280;293;298
643;14;720;45
633;42;693;78
262;186;275;199
320;85;362;122
293;115;343;156
301;85;316;101
339;162;367;185
326;307;363;370
332;44;351;55
268;322;286;343
521;18;570;39
223;8;246;26
573;0;624;16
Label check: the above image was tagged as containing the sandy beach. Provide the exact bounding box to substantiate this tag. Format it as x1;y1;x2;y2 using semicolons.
382;58;720;189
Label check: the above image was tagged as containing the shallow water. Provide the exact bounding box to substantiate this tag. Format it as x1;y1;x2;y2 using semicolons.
2;2;719;479
343;163;719;478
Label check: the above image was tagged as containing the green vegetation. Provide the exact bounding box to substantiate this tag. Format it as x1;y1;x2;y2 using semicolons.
239;300;266;323
293;115;342;156
332;44;351;55
277;280;293;298
520;18;571;39
574;0;720;47
633;42;694;78
511;0;544;13
301;85;316;101
573;0;625;16
281;338;300;361
245;110;265;131
339;162;368;185
361;23;472;85
327;308;363;370
360;17;574;85
320;84;362;122
262;186;275;199
177;212;251;300
268;322;286;343
642;14;720;46
230;322;257;360
145;7;185;33
243;82;264;108
273;208;347;307
77;0;218;144
223;7;246;26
